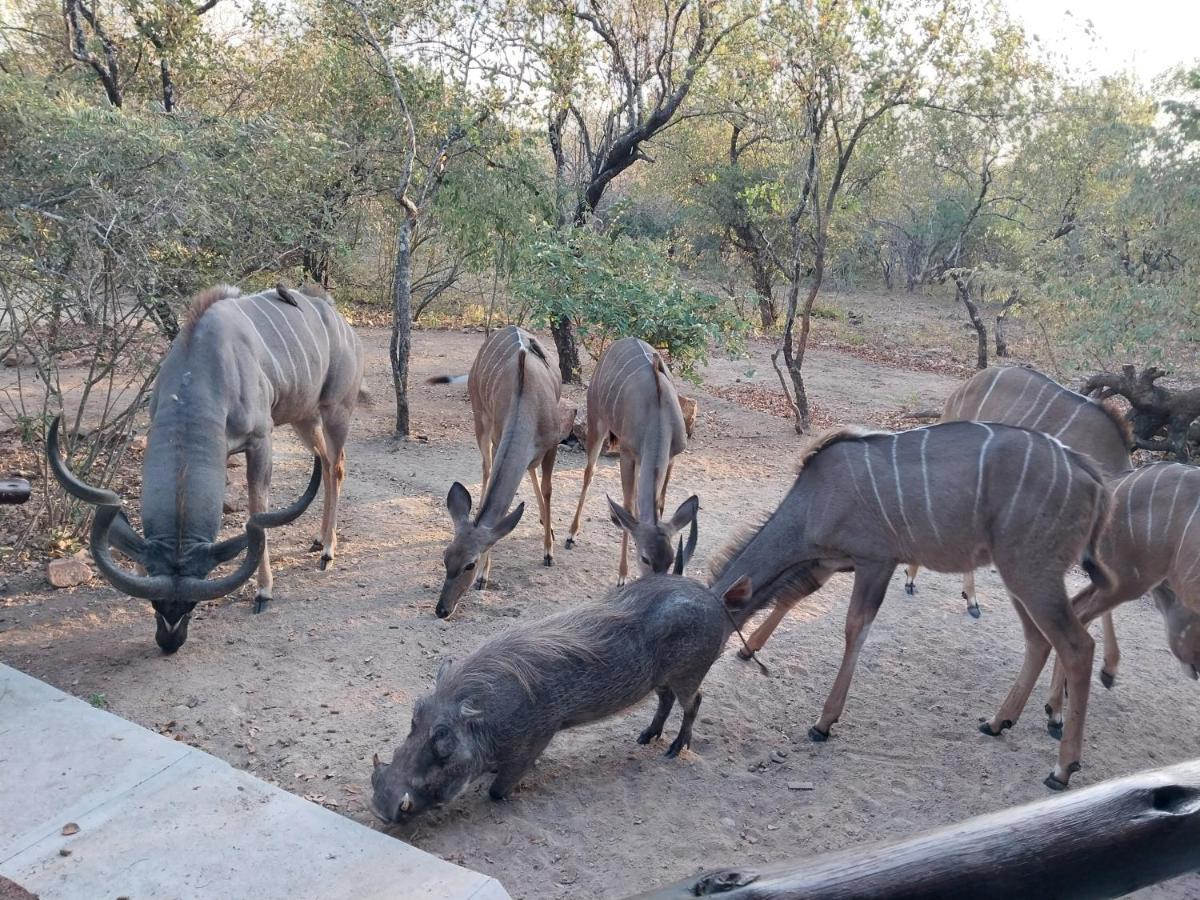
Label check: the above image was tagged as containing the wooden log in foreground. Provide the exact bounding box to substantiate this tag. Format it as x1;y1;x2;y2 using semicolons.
635;759;1200;900
0;478;31;505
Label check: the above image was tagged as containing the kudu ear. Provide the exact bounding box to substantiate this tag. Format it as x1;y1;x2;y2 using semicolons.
668;495;699;532
446;482;472;527
723;576;753;608
493;502;525;540
606;495;638;534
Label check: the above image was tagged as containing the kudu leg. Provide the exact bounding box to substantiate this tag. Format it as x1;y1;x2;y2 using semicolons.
982;595;1051;737
811;560;895;741
904;563;919;596
1099;611;1119;688
245;439;274;614
315;408;351;571
617;453;636;586
526;462;554;567
476;431;495;592
963;569;980;618
540;447;556;566
741;601;795;657
997;574;1095;789
566;418;605;548
657;460;674;519
292;419;329;555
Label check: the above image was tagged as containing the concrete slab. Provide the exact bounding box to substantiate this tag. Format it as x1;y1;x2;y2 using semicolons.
0;665;510;900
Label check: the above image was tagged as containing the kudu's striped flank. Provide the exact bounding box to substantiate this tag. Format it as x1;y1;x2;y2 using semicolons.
566;337;698;582
432;326;575;619
906;365;1133;685
1042;463;1200;736
48;282;366;651
710;421;1112;790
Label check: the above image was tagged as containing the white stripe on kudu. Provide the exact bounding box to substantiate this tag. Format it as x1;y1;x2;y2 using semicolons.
294;298;325;368
1051;401;1085;438
269;298;315;384
1014;384;1050;428
891;435;916;551
973;422;995;525
1002;431;1035;529
862;442;899;539
919;428;942;544
976;367;1006;412
232;302;285;383
1145;464;1170;546
251;296;298;384
302;296;332;357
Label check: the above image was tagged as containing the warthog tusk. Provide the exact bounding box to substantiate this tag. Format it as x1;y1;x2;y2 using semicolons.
373;753;382;769
400;793;413;813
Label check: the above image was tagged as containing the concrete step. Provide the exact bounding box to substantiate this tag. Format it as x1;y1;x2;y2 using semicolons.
0;664;509;899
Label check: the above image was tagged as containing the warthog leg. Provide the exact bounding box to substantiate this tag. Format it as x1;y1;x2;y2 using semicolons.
638;687;675;745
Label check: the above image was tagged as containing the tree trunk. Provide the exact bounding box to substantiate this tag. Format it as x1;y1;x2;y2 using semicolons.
779;243;826;433
750;254;777;331
995;289;1018;358
390;214;413;436
953;274;987;370
302;248;330;288
160;57;175;112
551;315;581;384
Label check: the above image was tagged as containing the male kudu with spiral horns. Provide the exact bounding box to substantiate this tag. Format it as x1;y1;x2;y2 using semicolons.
48;282;366;652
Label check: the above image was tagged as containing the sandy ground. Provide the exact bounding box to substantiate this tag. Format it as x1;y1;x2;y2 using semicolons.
2;315;1199;898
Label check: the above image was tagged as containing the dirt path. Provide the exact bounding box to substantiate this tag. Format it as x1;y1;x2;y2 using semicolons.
2;328;1197;898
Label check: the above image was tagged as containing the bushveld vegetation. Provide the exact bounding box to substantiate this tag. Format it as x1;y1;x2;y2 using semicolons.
1;0;1198;529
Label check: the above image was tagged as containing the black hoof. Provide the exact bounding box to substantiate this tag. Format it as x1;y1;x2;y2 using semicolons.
474;577;487;591
309;539;324;553
435;604;451;620
737;647;754;661
565;537;576;549
319;554;332;571
253;594;270;614
637;729;660;745
1044;773;1069;791
487;787;509;802
665;738;687;758
978;719;1012;737
543;554;554;567
967;605;981;619
1047;721;1063;741
808;726;829;743
1044;703;1054;717
904;582;915;596
1100;669;1116;690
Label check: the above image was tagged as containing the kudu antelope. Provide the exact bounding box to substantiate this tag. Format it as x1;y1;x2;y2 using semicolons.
1041;462;1200;738
906;366;1131;617
565;337;698;582
709;422;1112;789
48;283;366;652
905;366;1132;687
430;326;574;619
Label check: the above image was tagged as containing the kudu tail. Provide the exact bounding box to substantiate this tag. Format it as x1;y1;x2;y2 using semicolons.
426;374;468;385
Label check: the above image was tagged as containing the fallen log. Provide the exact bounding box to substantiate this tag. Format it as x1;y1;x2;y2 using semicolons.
635;758;1200;900
1082;365;1200;460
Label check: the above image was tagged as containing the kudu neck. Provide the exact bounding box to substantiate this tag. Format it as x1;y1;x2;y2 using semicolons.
475;423;536;527
141;389;231;547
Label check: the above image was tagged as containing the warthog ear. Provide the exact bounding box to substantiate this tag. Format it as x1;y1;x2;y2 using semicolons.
446;482;472;527
431;724;456;761
493;502;525;540
723;575;753;608
606;496;637;533
436;658;453;684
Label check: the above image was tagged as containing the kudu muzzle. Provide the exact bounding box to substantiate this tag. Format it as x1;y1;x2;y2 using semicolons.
47;416;322;651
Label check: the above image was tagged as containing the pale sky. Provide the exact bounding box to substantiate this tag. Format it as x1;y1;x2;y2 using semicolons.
1004;0;1199;85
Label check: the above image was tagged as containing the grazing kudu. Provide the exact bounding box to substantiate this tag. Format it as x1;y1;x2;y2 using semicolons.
710;422;1112;789
432;326;572;619
565;337;697;583
47;282;365;652
1041;462;1200;738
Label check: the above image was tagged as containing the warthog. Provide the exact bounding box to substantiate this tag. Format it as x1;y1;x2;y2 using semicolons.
370;567;752;822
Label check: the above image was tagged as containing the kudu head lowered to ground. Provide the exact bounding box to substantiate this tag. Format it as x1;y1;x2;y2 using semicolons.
606;493;700;576
48;417;321;652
